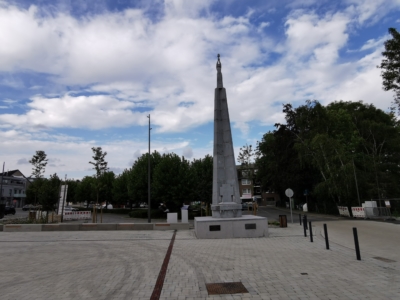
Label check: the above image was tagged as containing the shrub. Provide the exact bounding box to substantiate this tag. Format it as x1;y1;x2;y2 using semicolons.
129;209;166;219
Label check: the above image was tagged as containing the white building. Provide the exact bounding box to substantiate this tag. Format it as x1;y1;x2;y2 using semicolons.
0;170;31;208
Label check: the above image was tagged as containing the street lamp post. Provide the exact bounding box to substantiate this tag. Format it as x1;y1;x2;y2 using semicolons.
147;114;152;223
0;162;4;204
353;159;361;206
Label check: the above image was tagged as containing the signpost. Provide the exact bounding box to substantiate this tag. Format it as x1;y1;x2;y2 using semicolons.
285;188;294;224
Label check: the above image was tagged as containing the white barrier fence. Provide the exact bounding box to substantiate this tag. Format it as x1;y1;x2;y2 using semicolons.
351;207;365;218
337;206;351;217
63;211;92;221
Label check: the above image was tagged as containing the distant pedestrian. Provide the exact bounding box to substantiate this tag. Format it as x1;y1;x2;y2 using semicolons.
252;200;258;216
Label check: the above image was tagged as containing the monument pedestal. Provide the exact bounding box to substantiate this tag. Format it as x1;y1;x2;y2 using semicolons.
211;202;242;218
194;215;268;239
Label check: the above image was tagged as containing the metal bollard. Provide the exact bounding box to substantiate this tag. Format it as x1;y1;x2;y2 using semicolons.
299;214;302;226
303;215;308;229
353;227;361;260
324;224;329;250
309;221;313;242
303;217;307;237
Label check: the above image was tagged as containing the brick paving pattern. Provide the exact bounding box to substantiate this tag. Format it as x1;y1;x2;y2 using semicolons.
0;224;399;299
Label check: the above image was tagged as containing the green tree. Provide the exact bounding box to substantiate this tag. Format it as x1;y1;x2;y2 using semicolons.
378;28;400;112
29;150;48;178
189;155;213;206
99;171;115;208
237;144;255;166
258;100;400;213
128;151;162;207
75;176;96;207
89;146;109;221
256;127;317;209
28;150;48;205
153;153;190;210
37;174;61;213
113;169;130;207
65;179;79;204
89;147;109;177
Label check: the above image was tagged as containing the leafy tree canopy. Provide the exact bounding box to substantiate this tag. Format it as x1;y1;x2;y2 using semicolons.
378;27;400;112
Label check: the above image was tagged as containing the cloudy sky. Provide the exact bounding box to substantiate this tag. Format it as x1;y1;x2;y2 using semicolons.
0;0;399;179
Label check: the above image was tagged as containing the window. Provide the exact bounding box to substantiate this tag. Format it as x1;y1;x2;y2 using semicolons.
242;188;251;195
242;179;251;185
242;170;249;177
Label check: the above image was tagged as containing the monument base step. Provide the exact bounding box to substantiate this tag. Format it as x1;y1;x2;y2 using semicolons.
194;215;268;239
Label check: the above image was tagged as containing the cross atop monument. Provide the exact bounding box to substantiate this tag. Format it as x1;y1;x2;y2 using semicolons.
216;54;223;88
219;183;233;203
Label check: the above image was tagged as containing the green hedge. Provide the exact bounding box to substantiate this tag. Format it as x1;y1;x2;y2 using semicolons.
129;209;166;219
128;209;202;220
76;207;133;214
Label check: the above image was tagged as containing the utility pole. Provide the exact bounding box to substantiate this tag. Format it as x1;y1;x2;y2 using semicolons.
353;159;361;206
147;114;152;223
0;162;4;204
61;174;67;222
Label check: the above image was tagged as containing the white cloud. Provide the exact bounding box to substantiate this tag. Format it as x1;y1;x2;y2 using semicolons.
17;158;29;165
182;146;193;158
0;129;193;179
344;0;400;25
0;0;399;178
0;94;138;130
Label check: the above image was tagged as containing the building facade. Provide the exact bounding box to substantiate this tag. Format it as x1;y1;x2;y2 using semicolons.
0;170;30;208
236;164;280;205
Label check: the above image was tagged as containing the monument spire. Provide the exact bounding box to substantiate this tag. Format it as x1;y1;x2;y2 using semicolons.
193;55;268;239
211;54;242;218
216;54;223;88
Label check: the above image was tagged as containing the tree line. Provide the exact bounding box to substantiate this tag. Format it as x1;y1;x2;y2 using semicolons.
255;100;400;213
26;150;213;212
26;100;400;215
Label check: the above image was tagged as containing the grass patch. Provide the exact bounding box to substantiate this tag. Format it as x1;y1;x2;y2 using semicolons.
268;220;280;226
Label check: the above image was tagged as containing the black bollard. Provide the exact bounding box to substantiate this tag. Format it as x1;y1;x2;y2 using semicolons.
323;224;329;250
303;215;308;229
309;221;313;242
299;214;302;225
353;227;361;260
303;217;307;237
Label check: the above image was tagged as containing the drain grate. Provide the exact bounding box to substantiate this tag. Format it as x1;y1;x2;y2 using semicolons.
301;273;308;275
206;282;248;295
373;257;396;263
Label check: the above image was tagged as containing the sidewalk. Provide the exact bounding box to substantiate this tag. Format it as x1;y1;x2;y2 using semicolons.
0;224;398;299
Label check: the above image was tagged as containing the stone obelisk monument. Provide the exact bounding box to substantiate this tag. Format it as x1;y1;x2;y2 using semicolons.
194;54;268;239
211;54;242;218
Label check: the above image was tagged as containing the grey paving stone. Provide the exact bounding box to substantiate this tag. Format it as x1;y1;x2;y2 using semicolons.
0;224;398;299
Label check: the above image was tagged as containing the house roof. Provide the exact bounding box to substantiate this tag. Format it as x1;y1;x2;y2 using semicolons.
0;169;22;176
0;169;31;182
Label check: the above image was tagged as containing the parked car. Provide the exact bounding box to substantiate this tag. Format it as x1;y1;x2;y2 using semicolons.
22;204;36;211
64;206;78;211
241;202;249;210
5;206;16;215
140;203;148;208
101;204;113;209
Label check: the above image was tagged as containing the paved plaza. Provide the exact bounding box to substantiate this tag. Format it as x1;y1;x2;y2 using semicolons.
0;222;399;300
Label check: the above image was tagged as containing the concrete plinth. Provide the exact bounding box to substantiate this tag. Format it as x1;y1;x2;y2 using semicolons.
211;202;242;218
194;215;268;239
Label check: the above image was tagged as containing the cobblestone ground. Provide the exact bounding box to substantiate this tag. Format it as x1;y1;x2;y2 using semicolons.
0;224;399;300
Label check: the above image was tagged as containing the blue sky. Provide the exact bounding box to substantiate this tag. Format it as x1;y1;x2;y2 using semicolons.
0;0;399;179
